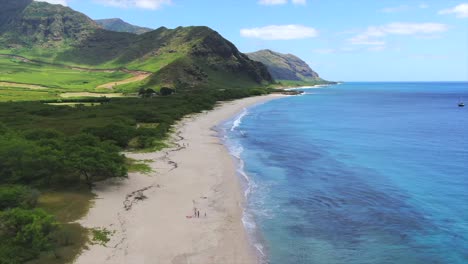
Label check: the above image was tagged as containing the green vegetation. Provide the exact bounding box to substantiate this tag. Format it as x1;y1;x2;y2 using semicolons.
0;2;317;263
91;228;114;246
0;1;272;87
0;128;127;188
0;87;60;102
0;86;274;263
95;18;152;35
247;49;329;83
0;57;132;91
0;208;58;263
126;158;153;174
0;185;90;264
0;185;39;210
32;191;92;264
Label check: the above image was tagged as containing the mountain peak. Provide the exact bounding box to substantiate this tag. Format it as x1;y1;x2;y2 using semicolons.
0;1;272;89
95;18;152;35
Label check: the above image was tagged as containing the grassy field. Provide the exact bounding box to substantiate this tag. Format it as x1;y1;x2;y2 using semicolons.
0;57;132;92
0;87;61;102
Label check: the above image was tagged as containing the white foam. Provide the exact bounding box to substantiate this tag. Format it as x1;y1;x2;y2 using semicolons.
254;243;266;257
231;108;248;131
219;112;269;263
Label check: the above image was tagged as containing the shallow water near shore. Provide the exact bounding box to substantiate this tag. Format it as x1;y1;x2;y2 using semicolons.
222;82;468;264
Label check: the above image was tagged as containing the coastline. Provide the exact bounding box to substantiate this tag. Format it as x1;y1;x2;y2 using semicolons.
75;94;286;264
283;84;335;90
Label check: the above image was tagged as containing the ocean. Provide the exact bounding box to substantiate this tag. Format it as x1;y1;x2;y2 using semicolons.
221;82;468;264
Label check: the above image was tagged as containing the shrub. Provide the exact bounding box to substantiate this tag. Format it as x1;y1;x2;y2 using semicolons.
84;123;136;148
249;88;267;96
0;208;58;262
159;87;175;96
0;185;40;210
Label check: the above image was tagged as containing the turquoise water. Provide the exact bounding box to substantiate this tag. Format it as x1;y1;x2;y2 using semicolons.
222;82;468;264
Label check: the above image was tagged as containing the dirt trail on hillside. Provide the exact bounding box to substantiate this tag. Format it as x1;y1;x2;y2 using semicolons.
0;81;49;90
97;72;151;90
0;54;150;74
0;54;152;91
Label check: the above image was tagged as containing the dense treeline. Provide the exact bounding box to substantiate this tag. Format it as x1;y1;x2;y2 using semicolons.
0;127;127;187
0;87;271;263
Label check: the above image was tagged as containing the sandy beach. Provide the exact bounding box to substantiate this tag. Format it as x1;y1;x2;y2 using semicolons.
75;94;285;264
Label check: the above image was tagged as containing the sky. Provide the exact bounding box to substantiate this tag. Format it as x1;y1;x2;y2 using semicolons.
36;0;468;82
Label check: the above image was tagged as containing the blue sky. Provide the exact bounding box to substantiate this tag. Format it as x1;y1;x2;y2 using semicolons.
38;0;468;81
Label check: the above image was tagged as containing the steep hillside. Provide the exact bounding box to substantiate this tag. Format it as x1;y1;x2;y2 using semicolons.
0;0;32;33
95;18;152;35
0;1;98;47
247;49;322;82
0;1;272;91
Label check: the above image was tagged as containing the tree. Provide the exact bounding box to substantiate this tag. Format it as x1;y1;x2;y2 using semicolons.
0;185;39;210
138;88;156;98
0;135;66;185
65;134;127;188
0;208;58;262
159;87;175;96
84;123;136;148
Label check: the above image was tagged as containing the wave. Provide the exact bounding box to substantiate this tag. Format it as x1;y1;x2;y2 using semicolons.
231;108;248;132
219;110;269;263
284;84;333;91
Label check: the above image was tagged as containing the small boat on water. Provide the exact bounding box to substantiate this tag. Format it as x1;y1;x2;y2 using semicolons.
459;102;465;107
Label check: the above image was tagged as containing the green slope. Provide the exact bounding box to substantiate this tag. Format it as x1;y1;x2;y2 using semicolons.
0;1;273;93
247;49;332;86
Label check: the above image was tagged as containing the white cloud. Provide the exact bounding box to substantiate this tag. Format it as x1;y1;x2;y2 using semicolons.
439;3;468;18
383;23;448;34
34;0;68;6
349;22;448;46
94;0;172;10
380;5;409;13
240;25;318;40
258;0;306;6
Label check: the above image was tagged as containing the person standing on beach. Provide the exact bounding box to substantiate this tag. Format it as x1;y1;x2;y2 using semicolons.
197;210;200;218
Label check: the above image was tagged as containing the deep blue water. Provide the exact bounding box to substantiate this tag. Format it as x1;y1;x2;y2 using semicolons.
222;82;468;264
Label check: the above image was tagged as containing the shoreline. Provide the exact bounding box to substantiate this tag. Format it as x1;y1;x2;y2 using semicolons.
283;84;335;90
75;94;286;264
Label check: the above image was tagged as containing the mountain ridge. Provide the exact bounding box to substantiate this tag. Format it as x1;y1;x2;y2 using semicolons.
247;49;323;82
0;1;273;90
95;18;152;35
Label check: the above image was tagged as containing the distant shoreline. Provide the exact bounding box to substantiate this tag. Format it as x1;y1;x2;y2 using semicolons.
75;94;286;264
274;82;341;90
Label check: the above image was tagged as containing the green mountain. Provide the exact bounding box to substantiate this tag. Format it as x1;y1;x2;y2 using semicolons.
0;0;272;91
247;49;322;82
0;1;98;48
95;18;152;35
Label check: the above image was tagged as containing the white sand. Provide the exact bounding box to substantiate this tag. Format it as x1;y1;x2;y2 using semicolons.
75;94;285;264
